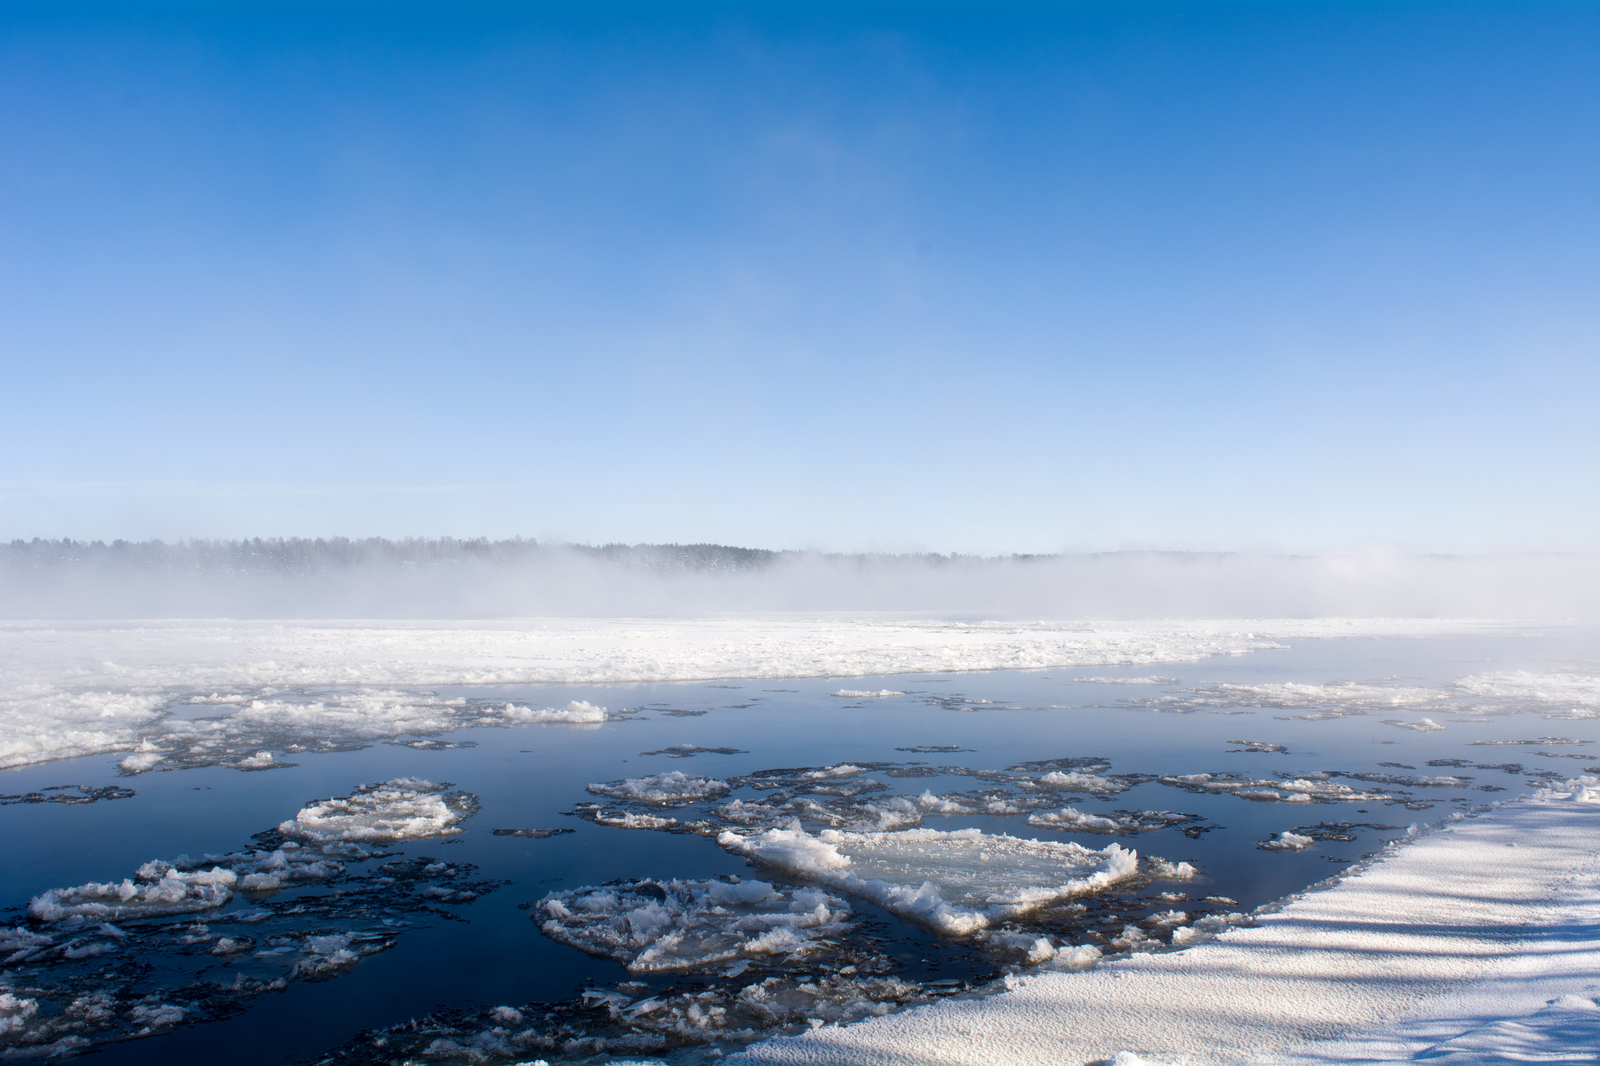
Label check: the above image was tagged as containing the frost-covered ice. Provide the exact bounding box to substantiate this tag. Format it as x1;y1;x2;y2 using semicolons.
279;778;479;843
1036;770;1128;794
1028;808;1199;836
0;617;1515;771
731;777;1600;1066
718;825;1140;936
29;867;236;922
829;690;907;698
588;771;731;805
539;879;854;973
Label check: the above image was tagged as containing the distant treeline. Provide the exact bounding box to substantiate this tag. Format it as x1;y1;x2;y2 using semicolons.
0;537;1035;576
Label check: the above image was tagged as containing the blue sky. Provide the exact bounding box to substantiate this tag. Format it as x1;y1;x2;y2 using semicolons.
1;1;1595;553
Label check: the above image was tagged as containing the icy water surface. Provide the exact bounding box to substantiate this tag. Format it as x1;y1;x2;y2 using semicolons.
2;629;1597;1064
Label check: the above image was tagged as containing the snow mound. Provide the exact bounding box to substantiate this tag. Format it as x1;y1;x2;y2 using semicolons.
539;878;854;973
279;779;479;843
717;825;1139;936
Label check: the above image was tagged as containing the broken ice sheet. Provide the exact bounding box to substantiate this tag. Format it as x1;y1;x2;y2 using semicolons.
0;779;497;1059
587;771;731;805
538;878;854;973
0;784;136;806
717;825;1140;936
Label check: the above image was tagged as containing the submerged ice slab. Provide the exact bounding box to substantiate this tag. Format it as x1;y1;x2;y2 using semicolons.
717;825;1139;936
539;878;854;973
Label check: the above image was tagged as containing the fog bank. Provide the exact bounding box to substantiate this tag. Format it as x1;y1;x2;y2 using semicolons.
2;539;1594;620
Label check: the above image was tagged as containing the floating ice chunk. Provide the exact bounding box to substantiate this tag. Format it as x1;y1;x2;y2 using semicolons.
1146;857;1199;881
539;878;853;973
501;700;609;724
828;690;906;698
799;764;869;780
128;1002;186;1031
29;867;236;922
279;779;478;843
0;993;39;1036
230;751;278;770
1028;807;1124;833
1073;677;1178;685
592;811;679;829
1384;717;1446;733
1259;831;1315;852
117;751;163;773
588;771;730;805
915;790;974;815
1038;771;1129;795
718;825;1138;937
1025;807;1197;835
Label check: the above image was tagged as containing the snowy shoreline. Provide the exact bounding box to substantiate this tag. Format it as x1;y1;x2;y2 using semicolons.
0;616;1561;772
732;778;1600;1066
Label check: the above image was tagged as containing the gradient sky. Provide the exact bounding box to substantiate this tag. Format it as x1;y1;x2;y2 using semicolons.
1;1;1595;554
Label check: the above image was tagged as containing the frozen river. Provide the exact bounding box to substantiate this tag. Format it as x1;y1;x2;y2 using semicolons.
1;623;1595;1063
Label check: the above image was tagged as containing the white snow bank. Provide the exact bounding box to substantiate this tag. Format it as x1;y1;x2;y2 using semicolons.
588;771;731;805
732;777;1600;1066
0;617;1499;770
718;825;1139;937
279;779;476;843
539;878;853;973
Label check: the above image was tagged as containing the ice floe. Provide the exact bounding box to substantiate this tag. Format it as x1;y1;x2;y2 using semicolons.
1258;831;1315;852
29;868;237;922
588;771;732;805
501;700;609;724
717;825;1139;936
279;778;479;843
538;878;854;973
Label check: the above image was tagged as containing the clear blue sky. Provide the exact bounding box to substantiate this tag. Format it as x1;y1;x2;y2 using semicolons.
2;1;1595;554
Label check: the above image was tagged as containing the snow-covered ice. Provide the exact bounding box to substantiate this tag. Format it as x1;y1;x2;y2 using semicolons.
717;825;1140;936
730;777;1600;1066
538;878;854;973
279;778;479;843
0;617;1524;771
587;771;731;805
